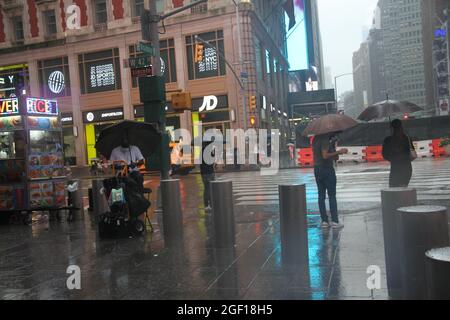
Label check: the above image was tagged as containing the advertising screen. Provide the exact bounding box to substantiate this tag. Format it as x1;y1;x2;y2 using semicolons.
285;0;309;71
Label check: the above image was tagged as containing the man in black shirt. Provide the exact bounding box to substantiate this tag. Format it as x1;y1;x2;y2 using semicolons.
312;133;348;228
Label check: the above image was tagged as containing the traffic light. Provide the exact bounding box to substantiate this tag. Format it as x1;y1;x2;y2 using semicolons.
250;116;256;127
249;95;257;110
194;43;204;63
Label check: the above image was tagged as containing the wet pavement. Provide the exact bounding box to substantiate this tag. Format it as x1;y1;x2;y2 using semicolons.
1;158;450;300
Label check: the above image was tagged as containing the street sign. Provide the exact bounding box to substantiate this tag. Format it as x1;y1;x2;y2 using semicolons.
129;55;152;69
137;42;155;56
131;66;153;77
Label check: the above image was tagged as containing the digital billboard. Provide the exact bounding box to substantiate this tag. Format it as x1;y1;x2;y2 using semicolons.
285;0;309;71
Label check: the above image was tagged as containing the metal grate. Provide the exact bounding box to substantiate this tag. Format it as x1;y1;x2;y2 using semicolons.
190;2;207;14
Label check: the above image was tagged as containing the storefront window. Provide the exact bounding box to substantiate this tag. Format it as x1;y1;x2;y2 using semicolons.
38;57;71;98
186;30;226;80
129;39;177;87
78;49;121;94
0;64;29;98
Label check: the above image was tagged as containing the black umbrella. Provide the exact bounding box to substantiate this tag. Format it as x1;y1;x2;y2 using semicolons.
95;120;161;159
358;99;423;122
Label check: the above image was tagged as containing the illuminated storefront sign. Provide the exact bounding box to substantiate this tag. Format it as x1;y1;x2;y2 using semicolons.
0;98;19;115
90;64;115;88
82;108;124;123
48;71;66;94
199;95;218;112
26;98;58;115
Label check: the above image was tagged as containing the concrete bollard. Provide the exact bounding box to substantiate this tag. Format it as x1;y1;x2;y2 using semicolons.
381;188;417;299
92;179;109;217
68;179;84;220
397;205;450;300
210;180;235;248
160;179;183;246
425;247;450;300
279;184;309;267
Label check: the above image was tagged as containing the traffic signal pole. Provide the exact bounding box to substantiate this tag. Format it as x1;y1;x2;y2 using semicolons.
140;0;207;180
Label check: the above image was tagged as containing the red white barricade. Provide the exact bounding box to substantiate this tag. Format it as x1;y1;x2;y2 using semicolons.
337;146;365;163
363;145;385;162
413;140;433;158
297;148;314;167
430;139;446;158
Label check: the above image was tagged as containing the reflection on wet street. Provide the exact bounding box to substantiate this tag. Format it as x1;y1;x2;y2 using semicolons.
2;160;450;300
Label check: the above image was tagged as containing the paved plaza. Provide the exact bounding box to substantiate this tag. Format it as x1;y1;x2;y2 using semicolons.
1;158;450;300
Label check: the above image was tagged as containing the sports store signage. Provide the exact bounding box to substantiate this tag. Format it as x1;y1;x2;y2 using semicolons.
82;108;124;123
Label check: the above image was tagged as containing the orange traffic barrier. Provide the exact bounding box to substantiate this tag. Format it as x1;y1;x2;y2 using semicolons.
298;148;314;167
430;139;446;158
363;145;385;162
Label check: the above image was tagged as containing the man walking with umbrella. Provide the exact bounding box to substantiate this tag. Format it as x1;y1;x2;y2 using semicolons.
303;114;357;229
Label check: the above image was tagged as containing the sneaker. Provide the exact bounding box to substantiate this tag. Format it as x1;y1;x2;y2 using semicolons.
321;221;330;228
331;222;344;229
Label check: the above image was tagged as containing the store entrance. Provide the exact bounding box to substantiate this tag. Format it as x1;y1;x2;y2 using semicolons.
85;122;116;165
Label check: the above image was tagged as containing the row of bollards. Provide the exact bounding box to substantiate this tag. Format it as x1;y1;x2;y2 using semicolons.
156;178;309;269
381;188;450;300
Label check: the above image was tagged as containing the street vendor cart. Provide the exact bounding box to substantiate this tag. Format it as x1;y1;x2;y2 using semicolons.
0;96;67;223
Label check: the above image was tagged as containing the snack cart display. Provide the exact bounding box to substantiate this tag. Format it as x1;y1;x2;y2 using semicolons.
0;96;66;215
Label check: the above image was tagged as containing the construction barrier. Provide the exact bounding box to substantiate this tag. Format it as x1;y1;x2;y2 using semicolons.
431;139;446;158
337;146;366;164
413;140;433;158
298;148;314;167
295;140;442;167
363;145;385;162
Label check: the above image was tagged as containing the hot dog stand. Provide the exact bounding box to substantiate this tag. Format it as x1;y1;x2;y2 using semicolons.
0;96;66;221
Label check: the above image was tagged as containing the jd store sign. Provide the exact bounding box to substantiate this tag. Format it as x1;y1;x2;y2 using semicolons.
192;95;228;113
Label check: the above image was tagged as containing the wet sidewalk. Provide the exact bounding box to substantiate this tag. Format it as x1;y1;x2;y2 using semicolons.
1;159;449;300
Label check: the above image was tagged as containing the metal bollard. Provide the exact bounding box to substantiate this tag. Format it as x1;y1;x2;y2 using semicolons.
279;184;309;267
210;180;235;248
425;247;450;300
68;179;84;220
160;179;183;246
397;205;450;300
92;179;109;217
381;188;417;299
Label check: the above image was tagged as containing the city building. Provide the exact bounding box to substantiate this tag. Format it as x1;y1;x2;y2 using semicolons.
352;41;370;116
378;0;431;109
0;0;291;166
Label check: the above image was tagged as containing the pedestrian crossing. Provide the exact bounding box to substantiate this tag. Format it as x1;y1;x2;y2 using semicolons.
218;158;450;207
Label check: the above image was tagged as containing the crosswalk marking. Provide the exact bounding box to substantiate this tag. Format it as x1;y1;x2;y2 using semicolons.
219;159;450;206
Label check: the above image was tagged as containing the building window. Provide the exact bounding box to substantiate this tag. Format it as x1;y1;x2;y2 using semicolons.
38;57;71;98
0;64;29;98
132;0;145;17
255;38;264;81
129;38;177;87
265;49;273;87
12;16;24;41
156;0;164;13
78;49;121;94
186;30;226;80
44;10;57;36
94;0;108;24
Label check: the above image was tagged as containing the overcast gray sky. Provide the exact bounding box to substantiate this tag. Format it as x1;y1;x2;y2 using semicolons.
318;0;379;96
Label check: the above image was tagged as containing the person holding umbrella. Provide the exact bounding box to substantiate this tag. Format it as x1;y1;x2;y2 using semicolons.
382;119;416;187
313;133;348;228
303;114;357;229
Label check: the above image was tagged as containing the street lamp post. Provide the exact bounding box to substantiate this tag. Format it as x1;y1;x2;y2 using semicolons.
334;73;354;110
